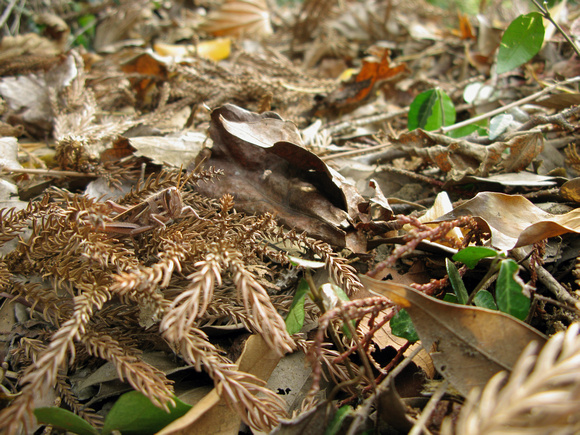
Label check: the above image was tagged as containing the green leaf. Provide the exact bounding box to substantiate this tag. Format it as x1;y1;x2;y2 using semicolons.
101;391;191;435
473;290;498;310
446;258;469;304
496;259;530;321
34;407;99;435
452;246;500;269
497;12;545;74
325;405;353;435
443;293;458;303
390;309;419;343
285;278;310;334
319;283;354;337
408;88;456;131
288;255;326;269
446;119;488;138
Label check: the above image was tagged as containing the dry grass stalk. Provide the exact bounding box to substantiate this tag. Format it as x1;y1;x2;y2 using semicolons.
452;322;580;435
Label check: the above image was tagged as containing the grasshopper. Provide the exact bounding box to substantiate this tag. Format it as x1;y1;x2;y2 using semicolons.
100;186;204;235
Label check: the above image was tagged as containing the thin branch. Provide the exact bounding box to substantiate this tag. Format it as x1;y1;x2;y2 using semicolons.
440;77;580;134
531;0;580;58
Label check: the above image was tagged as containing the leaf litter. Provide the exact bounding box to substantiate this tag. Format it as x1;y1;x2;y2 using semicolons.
1;0;580;434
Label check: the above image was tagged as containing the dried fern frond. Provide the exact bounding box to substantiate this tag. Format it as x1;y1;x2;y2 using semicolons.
452;322;580;435
0;195;56;248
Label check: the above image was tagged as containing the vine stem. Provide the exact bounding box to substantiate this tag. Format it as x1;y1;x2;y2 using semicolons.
531;0;580;58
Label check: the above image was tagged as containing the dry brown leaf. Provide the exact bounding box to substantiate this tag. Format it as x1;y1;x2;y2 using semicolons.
196;104;367;252
559;177;580;203
199;0;273;38
360;275;547;398
434;192;580;250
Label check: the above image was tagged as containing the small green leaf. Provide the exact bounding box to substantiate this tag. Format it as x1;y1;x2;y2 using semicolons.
497;12;544;74
446;119;488;138
325;405;354;435
101;391;191;435
473;290;498;310
285;279;310;334
35;407;98;435
408;88;456;131
496;259;530;320
452;246;500;269
320;284;354;337
446;258;469;304
330;284;350;302
390;309;419;343
443;293;458;303
288;255;326;269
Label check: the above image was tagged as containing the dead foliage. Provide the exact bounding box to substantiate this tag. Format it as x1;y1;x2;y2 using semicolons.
1;0;580;434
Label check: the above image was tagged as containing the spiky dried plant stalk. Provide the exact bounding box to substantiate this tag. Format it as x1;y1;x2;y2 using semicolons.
451;322;580;435
0;168;364;434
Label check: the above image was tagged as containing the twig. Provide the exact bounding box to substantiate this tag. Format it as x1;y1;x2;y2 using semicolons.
321;142;395;161
378;165;445;187
511;247;580;308
321;107;409;136
531;0;580;58
439;77;580;134
0;0;18;30
0;168;98;177
534;294;580;316
515;105;580;133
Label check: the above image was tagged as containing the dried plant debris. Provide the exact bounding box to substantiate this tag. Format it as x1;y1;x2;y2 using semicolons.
2;0;580;433
451;322;580;435
0;169;363;433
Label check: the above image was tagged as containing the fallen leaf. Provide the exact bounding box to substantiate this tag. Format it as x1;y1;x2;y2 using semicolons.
120;52;168;104
359;275;547;398
196;104;367;252
199;0;273;38
434;192;580;250
153;39;231;62
315;50;408;114
126;133;206;167
444;172;560;189
560;177;580;203
0;54;77;134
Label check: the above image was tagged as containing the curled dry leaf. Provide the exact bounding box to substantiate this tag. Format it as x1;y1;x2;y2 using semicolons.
314;50;408;115
559;177;580;203
390;129;544;181
452;323;580;435
196;104;367;252
199;0;273;38
360;275;547;398
433;191;580;251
